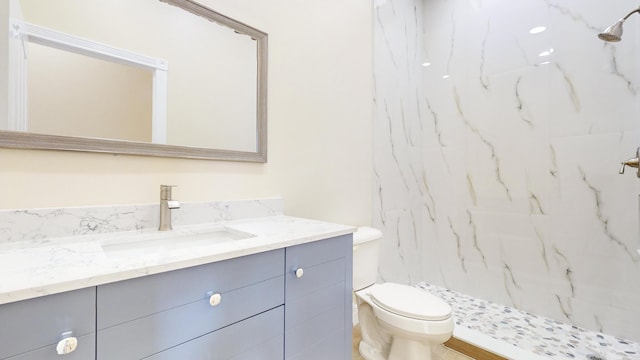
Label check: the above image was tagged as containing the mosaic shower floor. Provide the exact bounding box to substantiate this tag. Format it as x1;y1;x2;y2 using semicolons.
416;282;640;360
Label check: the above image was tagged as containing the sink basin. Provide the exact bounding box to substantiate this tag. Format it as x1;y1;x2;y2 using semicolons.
102;227;255;257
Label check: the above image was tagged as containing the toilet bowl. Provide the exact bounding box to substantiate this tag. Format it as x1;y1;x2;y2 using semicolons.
353;227;453;360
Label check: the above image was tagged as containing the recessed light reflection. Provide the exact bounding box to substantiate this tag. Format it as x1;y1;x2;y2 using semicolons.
442;74;450;79
422;62;432;67
538;48;554;57
529;26;546;34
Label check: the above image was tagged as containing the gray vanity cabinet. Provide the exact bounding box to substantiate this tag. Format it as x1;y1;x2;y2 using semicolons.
0;234;353;360
284;234;353;360
0;287;96;360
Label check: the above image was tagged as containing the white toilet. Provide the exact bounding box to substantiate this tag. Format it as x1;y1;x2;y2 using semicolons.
353;227;454;360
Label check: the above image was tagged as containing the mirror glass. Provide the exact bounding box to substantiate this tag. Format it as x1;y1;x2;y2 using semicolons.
27;43;154;142
0;0;267;161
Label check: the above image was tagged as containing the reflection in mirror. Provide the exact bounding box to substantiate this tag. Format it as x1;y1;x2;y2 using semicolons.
162;8;257;151
27;43;153;142
0;0;268;162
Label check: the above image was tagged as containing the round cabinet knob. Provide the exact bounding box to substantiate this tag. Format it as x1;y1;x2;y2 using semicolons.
295;267;304;278
56;336;78;355
209;293;222;307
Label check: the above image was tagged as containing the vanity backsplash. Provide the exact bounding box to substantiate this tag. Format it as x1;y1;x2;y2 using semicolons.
0;198;283;244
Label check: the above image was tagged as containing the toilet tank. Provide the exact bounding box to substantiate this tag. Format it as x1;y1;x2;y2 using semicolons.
353;227;382;291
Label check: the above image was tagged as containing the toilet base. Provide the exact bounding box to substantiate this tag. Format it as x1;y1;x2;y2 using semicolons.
359;334;437;360
388;337;433;360
357;301;391;360
356;298;450;360
359;340;387;360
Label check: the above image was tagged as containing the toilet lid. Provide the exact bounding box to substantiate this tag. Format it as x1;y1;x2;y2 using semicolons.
370;283;452;321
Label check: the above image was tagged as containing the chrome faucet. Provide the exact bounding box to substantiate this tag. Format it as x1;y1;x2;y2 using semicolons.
159;185;180;231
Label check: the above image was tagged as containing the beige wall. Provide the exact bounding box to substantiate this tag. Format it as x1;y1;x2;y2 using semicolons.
0;1;9;129
0;0;373;227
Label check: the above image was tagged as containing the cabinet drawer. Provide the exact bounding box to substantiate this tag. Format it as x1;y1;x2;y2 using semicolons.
143;306;284;360
285;235;348;271
0;287;96;360
3;334;95;360
97;248;284;329
97;275;284;360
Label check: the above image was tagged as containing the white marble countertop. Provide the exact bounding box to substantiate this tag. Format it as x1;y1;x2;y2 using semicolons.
0;215;355;305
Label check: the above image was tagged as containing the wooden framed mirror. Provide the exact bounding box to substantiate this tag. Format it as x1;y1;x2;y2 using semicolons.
1;0;268;162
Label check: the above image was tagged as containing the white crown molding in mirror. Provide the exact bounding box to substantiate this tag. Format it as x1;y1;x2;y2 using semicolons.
1;0;268;162
8;19;169;143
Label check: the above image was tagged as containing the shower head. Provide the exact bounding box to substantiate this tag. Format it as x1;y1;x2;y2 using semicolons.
598;19;624;42
598;8;640;42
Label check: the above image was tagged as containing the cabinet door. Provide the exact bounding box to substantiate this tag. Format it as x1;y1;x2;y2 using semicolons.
284;235;352;360
143;306;284;360
0;287;96;360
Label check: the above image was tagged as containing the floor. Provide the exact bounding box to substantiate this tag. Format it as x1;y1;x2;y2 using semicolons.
417;282;640;360
352;325;474;360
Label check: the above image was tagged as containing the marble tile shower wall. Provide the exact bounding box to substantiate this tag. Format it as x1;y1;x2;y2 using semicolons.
373;0;640;342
